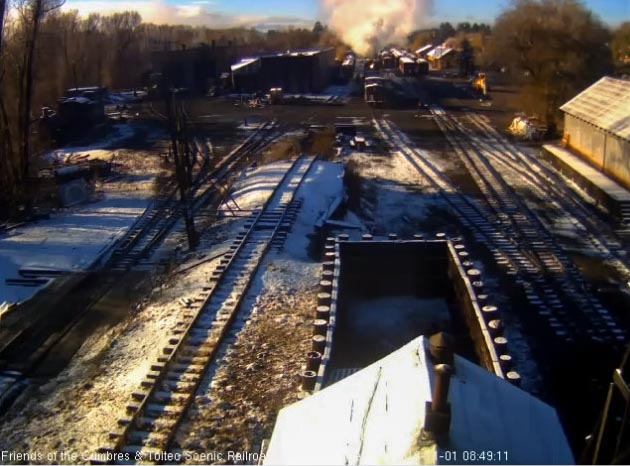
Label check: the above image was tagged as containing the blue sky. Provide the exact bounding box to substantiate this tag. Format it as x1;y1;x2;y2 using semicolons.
432;0;629;24
64;0;630;27
176;0;629;24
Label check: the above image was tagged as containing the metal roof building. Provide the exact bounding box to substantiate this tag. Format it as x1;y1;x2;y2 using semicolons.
560;77;630;190
230;48;335;94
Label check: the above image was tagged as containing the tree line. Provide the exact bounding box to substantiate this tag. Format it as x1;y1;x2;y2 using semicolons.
409;1;629;132
483;0;620;132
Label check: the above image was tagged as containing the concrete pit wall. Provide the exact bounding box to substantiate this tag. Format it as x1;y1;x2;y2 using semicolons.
542;147;625;218
300;237;516;393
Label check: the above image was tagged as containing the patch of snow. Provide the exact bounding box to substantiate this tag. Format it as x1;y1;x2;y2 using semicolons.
221;160;295;214
43;124;135;165
346;151;440;235
284;161;344;260
0;192;150;304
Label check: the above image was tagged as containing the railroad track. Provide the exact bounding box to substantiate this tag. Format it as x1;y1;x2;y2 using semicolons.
104;121;280;272
430;107;627;345
374;117;522;273
93;155;315;464
463;112;630;281
0;123;281;374
375;115;626;348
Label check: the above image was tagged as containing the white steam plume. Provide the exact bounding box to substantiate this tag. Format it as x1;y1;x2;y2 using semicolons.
321;0;433;56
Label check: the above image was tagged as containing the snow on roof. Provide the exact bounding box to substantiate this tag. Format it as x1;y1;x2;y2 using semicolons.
427;46;454;60
67;86;105;93
400;56;415;64
230;57;260;73
280;48;332;57
415;44;434;55
237;48;332;63
264;336;574;465
61;96;93;104
560;77;630;141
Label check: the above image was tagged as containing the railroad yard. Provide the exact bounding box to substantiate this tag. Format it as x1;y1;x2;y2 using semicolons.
0;69;629;465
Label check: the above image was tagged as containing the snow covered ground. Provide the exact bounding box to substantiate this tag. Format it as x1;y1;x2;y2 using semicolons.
0;158;343;462
1;123;164;305
0;193;149;303
0;107;570;459
345;149;441;235
175;160;345;460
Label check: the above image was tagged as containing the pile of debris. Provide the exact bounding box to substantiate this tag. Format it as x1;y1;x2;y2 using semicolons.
508;115;547;140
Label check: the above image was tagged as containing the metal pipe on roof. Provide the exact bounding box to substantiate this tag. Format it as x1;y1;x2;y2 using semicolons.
431;364;453;414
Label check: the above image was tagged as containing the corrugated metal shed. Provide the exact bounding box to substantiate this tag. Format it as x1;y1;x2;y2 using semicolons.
560;77;630;141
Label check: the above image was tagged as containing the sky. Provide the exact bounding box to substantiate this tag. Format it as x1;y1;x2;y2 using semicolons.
62;0;630;28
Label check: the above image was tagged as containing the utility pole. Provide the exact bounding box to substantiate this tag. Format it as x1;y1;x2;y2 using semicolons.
164;90;199;250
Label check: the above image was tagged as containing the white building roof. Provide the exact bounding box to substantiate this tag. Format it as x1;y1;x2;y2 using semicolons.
400;56;415;64
560;76;630;141
264;336;574;465
426;46;453;60
415;44;434;55
230;58;260;73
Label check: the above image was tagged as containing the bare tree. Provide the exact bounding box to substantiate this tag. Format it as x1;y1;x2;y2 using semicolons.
0;10;347;217
102;11;142;88
0;0;6;56
13;0;64;211
485;0;611;129
612;21;630;63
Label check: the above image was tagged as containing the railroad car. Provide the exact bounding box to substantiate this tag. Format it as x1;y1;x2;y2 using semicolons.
399;56;417;76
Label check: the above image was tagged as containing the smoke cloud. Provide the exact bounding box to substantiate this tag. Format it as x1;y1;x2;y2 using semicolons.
321;0;433;56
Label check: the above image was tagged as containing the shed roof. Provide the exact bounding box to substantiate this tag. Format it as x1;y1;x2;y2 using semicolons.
560;76;630;141
264;336;574;465
426;46;453;60
415;44;434;55
230;57;260;73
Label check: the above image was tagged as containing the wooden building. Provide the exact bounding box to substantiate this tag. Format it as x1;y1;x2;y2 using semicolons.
560;77;630;190
426;46;458;70
231;48;335;94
